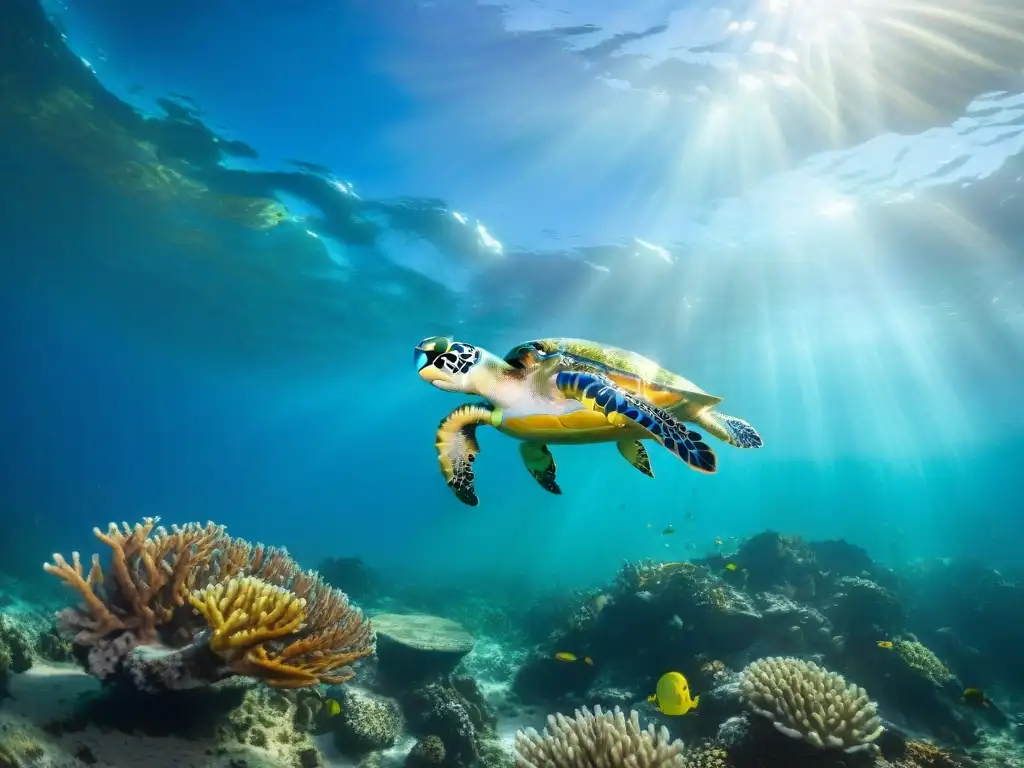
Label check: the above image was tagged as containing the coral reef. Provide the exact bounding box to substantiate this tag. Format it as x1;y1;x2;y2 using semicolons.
44;519;373;691
0;508;1019;768
514;706;685;768
738;657;883;753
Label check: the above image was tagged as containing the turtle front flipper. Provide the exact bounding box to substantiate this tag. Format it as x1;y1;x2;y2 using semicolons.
435;403;498;506
617;440;654;477
519;443;561;495
555;371;717;474
693;410;764;448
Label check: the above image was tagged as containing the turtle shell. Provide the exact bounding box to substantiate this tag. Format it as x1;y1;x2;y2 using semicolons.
503;338;722;409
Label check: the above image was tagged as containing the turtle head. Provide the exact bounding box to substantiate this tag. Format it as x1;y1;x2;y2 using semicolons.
415;336;482;392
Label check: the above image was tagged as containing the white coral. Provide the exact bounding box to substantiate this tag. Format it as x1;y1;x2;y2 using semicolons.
739;657;883;754
515;705;685;768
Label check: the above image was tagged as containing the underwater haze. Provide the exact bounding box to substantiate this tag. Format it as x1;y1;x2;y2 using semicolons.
2;0;1023;588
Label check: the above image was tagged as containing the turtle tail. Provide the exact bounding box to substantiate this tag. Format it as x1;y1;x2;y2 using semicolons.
694;410;763;449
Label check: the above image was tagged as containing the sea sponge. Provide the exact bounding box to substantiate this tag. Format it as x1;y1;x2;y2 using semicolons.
44;518;373;690
514;705;685;768
0;613;34;673
739;657;883;754
332;688;402;755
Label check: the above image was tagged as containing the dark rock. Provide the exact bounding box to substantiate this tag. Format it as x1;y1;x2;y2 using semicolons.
734;532;819;595
584;686;636;712
728;715;879;767
826;576;904;638
511;654;596;704
318;557;380;603
405;735;445;768
808;540;875;579
402;681;491;767
450;676;495;736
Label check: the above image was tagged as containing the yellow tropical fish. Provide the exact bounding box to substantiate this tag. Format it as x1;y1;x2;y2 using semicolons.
555;652;577;662
647;671;699;716
584;657;594;665
324;699;341;716
724;563;738;571
877;641;893;650
961;687;992;708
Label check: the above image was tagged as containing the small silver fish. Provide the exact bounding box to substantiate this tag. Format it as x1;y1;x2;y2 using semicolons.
636;590;654;602
669;614;684;629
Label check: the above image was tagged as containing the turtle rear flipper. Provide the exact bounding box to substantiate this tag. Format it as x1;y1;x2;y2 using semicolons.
435;404;499;506
693;410;764;448
555;371;716;474
519;443;561;495
617;440;654;477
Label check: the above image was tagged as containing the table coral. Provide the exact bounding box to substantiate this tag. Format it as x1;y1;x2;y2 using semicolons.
44;518;373;691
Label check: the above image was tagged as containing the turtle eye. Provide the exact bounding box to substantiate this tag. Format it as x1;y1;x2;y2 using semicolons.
417;336;452;354
415;336;452;370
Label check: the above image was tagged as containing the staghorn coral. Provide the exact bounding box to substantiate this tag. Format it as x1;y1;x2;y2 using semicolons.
739;657;883;754
514;705;685;768
44;518;373;691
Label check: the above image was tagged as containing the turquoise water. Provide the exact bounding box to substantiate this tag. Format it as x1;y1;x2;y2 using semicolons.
1;0;1022;590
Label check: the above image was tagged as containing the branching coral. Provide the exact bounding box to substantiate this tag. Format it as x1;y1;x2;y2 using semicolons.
514;706;685;768
44;518;373;691
739;657;883;754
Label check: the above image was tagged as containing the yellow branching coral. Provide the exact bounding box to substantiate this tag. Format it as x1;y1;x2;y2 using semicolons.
192;577;307;651
189;575;372;688
44;518;373;691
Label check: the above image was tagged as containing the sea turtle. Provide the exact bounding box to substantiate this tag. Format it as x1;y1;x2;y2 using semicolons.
414;336;763;506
